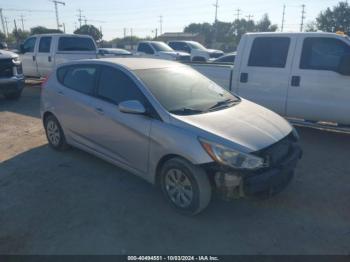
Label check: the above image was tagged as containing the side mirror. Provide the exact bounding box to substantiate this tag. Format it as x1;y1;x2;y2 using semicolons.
19;44;25;54
118;100;146;115
338;54;350;76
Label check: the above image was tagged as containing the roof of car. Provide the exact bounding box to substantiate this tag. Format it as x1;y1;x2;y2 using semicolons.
90;57;184;70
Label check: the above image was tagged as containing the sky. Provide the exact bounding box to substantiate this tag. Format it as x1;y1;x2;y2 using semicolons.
0;0;343;40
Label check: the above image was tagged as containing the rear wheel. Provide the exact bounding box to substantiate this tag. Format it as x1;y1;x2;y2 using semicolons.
3;90;22;100
160;157;212;215
44;115;69;151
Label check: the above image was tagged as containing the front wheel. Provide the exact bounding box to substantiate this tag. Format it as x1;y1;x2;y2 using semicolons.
160;157;212;216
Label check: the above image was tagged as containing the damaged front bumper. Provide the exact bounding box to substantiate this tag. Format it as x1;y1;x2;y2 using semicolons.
202;144;303;200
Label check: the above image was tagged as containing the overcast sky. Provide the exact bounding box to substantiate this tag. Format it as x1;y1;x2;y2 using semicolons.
0;0;342;40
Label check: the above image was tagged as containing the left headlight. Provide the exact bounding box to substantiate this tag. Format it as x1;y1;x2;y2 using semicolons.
199;138;267;170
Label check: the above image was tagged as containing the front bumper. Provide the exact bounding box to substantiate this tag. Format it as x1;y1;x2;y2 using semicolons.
0;76;25;94
202;144;302;199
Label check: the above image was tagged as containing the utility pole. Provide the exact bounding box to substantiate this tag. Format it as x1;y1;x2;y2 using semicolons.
246;14;254;21
123;28;126;38
4;17;9;36
19;14;25;31
300;4;306;32
84;16;87;25
62;23;66;33
0;9;6;37
77;9;83;28
159;15;163;35
50;0;66;30
281;4;286;32
213;0;219;23
235;8;241;20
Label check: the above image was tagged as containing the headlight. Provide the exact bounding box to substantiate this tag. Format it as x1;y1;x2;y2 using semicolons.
199;138;267;170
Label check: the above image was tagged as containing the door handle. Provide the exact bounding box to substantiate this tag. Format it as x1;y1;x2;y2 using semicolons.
95;107;104;115
240;72;248;83
291;76;301;87
48;56;52;62
32;56;36;61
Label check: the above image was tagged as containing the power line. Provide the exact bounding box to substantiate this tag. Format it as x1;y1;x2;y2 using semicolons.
50;0;65;30
281;4;286;32
300;4;306;32
246;14;254;21
77;9;83;28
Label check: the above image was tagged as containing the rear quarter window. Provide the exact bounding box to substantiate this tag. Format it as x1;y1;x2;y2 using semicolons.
58;37;96;51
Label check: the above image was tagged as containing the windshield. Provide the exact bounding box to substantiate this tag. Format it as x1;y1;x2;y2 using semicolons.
135;66;239;115
151;42;174;52
188;42;206;50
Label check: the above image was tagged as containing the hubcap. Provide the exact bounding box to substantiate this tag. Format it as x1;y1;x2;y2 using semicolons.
165;169;193;208
46;120;60;146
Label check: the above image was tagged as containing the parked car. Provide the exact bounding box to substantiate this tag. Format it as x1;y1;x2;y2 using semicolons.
20;34;97;78
98;48;132;58
209;52;236;64
136;41;191;62
168;40;224;62
41;58;302;215
0;49;25;99
191;32;350;127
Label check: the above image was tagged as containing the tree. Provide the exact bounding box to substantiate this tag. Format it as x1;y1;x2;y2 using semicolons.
316;1;350;33
30;26;62;35
0;31;6;42
74;25;103;42
255;14;278;32
184;22;214;46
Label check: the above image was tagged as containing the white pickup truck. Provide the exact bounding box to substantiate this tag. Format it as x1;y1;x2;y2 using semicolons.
191;32;350;128
20;34;97;77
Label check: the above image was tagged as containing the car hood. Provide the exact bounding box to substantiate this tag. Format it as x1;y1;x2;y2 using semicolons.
158;51;190;57
170;99;292;153
0;50;18;59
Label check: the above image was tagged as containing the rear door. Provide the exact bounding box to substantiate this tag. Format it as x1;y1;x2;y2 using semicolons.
88;65;152;174
237;36;296;115
21;36;38;77
36;36;53;77
55;64;98;144
286;36;350;124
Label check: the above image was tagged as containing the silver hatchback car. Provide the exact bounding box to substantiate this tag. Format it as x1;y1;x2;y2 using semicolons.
41;58;302;215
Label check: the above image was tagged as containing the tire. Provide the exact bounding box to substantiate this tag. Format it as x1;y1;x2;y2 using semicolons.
3;90;22;100
160;157;212;216
44;115;70;151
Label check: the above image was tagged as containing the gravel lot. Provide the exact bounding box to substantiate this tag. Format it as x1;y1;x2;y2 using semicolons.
0;85;349;255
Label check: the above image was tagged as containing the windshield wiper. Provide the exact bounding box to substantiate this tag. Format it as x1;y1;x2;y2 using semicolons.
169;107;204;115
208;99;240;111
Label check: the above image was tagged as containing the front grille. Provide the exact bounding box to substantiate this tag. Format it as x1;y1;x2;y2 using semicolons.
178;56;191;62
0;58;14;77
254;133;296;167
210;53;223;58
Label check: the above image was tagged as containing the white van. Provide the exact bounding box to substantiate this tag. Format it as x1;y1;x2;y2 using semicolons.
191;32;350;128
20;34;97;77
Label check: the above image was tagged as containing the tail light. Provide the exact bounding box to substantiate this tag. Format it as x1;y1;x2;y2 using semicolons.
41;73;51;88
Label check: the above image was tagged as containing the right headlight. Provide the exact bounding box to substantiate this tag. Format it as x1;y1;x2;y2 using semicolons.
199;138;268;170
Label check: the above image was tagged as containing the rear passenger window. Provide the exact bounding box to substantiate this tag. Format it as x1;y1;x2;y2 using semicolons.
39;37;52;53
58;37;96;51
58;65;97;95
248;37;290;68
97;66;145;104
300;37;350;71
138;43;154;54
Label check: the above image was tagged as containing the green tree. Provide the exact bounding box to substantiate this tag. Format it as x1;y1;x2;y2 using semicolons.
184;22;214;46
316;1;350;33
0;31;6;42
30;26;62;35
74;25;103;42
255;14;278;32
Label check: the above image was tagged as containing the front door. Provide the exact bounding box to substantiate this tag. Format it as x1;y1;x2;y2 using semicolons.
36;36;53;77
21;37;38;77
89;65;152;174
237;36;296;116
286;36;350;124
